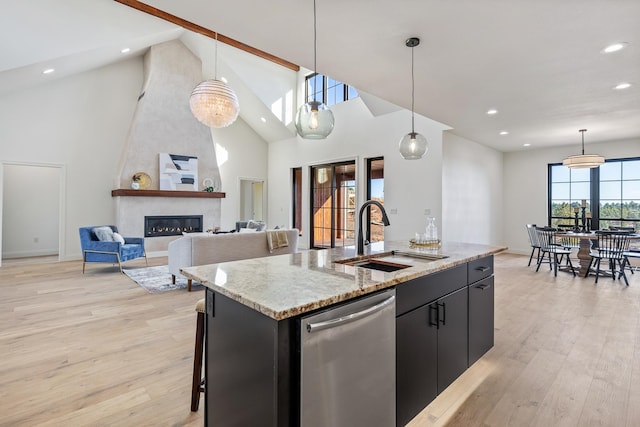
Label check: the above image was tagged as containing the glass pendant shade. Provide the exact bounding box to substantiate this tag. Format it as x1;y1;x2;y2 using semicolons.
189;79;239;128
295;100;335;139
399;131;429;160
399;37;428;160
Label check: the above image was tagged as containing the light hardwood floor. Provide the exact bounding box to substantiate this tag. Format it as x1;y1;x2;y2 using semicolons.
1;253;639;426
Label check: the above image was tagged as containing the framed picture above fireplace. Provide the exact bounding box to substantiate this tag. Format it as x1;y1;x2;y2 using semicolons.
159;153;198;191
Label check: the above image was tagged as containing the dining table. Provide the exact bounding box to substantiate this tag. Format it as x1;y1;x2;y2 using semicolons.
558;231;640;277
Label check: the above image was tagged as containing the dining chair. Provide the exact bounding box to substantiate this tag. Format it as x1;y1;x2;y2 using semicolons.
585;232;631;286
558;234;580;251
609;226;635;233
623;248;640;274
526;224;542;267
535;227;576;277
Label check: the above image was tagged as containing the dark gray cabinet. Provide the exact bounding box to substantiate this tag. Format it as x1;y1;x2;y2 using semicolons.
436;286;469;392
396;265;468;426
467;256;494;366
204;290;293;427
396;302;438;426
396;256;495;426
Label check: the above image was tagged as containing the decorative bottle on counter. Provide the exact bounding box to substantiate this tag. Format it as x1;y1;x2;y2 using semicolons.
426;217;438;242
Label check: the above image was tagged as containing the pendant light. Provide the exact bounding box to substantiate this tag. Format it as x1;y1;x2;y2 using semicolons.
189;33;240;128
295;0;334;139
399;37;428;160
562;129;604;169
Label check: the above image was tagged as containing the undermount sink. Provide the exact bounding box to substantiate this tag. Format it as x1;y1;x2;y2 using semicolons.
335;250;449;272
345;259;412;272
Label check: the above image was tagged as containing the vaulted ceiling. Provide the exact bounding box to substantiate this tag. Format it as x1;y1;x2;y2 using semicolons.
2;0;639;152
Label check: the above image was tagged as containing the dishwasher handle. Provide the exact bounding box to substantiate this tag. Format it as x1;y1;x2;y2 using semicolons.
306;295;396;333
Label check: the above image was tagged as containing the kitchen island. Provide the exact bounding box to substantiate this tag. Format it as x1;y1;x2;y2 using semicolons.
182;240;506;426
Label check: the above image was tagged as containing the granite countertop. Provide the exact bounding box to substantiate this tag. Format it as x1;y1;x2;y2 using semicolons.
181;241;507;321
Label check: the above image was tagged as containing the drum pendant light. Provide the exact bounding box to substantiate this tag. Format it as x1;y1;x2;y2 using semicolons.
562;129;604;169
295;0;335;139
190;33;240;128
398;37;428;160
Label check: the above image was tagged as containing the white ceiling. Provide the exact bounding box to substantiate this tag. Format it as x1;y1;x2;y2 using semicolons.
2;0;639;152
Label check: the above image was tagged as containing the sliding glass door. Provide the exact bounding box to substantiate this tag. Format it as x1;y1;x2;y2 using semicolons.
310;162;356;249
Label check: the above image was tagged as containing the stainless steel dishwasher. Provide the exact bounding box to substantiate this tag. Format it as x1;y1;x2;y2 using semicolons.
300;288;396;426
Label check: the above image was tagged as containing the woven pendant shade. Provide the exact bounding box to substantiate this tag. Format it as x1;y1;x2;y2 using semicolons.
189;79;239;128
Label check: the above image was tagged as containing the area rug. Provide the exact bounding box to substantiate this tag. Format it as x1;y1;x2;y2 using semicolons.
123;265;203;293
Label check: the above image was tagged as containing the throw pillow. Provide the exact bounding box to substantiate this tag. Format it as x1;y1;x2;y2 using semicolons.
113;232;125;244
93;226;115;241
239;228;258;233
247;220;266;231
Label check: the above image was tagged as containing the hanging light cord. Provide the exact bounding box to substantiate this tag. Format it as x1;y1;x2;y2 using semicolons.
580;129;586;155
313;0;318;103
214;32;219;79
411;44;415;133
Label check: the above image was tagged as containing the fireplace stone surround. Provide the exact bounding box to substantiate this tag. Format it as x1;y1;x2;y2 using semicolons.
112;40;224;254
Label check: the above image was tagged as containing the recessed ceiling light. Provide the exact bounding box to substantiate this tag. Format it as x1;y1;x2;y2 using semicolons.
602;42;628;53
42;68;55;74
523;143;531;147
121;48;131;54
614;82;631;90
486;109;498;115
260;117;267;123
499;131;509;135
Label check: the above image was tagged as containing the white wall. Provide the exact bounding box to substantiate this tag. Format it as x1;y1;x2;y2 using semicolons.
0;43;275;259
442;132;504;245
267;97;449;249
503;138;639;255
211;120;269;231
0;58;143;260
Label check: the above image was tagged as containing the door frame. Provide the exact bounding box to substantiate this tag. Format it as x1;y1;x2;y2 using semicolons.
238;177;266;222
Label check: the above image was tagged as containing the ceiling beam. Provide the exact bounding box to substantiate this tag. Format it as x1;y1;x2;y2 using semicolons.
113;0;300;71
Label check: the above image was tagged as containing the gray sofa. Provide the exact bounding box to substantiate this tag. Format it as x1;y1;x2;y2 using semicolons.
168;229;300;291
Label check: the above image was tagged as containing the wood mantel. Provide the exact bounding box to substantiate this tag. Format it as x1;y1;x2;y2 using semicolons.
111;189;225;198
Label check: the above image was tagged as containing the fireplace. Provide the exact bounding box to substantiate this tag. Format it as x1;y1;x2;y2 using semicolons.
144;215;203;237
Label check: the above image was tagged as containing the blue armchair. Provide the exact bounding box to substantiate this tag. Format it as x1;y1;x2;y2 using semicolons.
79;225;147;273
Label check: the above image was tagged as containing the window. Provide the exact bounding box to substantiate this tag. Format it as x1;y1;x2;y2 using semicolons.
292;167;302;233
548;165;591;228
599;159;640;229
366;157;385;244
304;73;358;107
548;157;640;231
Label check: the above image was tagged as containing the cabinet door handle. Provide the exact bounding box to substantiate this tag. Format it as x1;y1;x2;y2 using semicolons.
429;304;439;329
476;283;491;290
437;302;446;326
475;266;490;272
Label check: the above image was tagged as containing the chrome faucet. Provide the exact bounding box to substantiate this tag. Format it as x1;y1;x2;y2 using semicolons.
357;200;391;255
